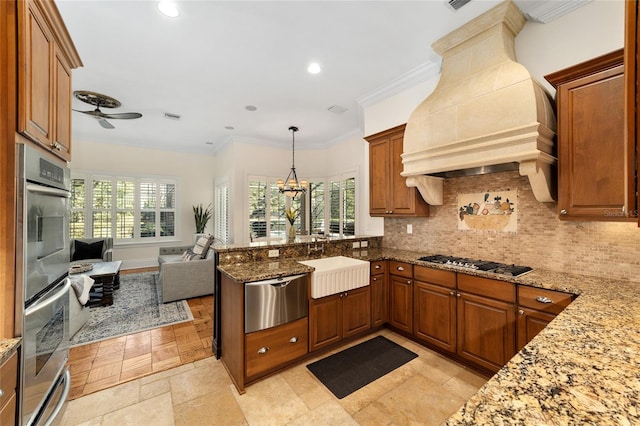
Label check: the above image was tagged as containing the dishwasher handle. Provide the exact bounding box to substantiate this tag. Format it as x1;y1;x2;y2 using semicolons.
245;273;307;288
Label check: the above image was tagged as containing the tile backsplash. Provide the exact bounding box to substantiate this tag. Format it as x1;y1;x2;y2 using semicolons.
383;171;640;283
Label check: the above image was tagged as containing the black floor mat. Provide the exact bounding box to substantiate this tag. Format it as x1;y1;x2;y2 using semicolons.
306;335;418;399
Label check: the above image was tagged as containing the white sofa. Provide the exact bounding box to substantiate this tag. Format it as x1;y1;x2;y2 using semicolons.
157;245;215;303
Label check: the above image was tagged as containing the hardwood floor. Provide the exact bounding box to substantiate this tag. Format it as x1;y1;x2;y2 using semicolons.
67;294;214;400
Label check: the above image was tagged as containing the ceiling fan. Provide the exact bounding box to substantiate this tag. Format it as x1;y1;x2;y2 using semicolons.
73;90;142;129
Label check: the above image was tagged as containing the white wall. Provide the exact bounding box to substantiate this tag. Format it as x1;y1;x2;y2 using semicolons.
70;139;216;269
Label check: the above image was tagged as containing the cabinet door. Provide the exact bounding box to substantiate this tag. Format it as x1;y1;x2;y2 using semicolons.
457;292;516;373
368;138;390;215
389;131;416;215
371;273;387;327
53;46;72;160
309;294;342;351
20;1;54;147
342;286;371;338
389;275;413;333
516;308;555;351
414;281;456;353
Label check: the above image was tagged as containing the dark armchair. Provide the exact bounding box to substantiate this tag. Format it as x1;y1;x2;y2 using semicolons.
70;237;114;264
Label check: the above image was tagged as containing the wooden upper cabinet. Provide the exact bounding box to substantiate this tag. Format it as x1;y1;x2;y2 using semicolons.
365;124;430;217
625;0;640;227
18;0;82;161
545;49;636;221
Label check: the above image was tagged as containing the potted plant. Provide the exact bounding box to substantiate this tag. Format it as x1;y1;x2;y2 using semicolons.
193;203;213;240
285;207;298;243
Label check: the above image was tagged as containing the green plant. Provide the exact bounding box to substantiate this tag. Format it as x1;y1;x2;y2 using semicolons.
193;203;212;233
284;207;298;225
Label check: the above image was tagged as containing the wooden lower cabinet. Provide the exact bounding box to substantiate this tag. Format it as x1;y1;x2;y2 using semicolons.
0;351;18;425
516;286;573;351
245;317;308;379
370;260;387;327
309;286;371;352
516;308;555;351
413;266;457;352
389;274;413;333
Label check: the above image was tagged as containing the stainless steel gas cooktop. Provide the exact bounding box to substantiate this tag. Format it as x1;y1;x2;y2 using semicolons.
418;254;533;277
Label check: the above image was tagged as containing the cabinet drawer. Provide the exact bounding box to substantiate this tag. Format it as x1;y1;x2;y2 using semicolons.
389;261;412;278
0;352;17;410
370;261;386;275
245;317;308;378
414;266;456;289
518;286;573;314
458;274;515;303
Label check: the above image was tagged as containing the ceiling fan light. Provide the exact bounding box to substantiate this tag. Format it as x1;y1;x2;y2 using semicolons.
157;1;179;18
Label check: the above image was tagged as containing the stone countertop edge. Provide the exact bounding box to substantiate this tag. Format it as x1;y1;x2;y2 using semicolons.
0;338;20;364
217;247;639;424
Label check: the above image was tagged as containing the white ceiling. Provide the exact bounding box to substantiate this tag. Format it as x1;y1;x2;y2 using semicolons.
56;0;588;155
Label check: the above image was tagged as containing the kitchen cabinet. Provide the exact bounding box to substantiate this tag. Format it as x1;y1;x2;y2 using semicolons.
17;0;82;161
370;260;387;327
388;261;413;334
517;286;573;351
309;286;371;352
413;266;457;353
0;351;18;425
456;274;516;373
545;49;636;221
365;124;430;217
625;0;640;227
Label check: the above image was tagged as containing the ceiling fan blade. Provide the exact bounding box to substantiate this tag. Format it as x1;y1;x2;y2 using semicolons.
98;118;115;129
73;108;108;118
101;112;143;120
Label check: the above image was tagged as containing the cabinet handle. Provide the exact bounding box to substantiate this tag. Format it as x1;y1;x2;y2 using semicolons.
257;347;270;354
50;142;62;151
535;296;553;304
0;388;3;398
396;266;404;271
519;309;525;315
560;209;567;215
406;280;411;284
375;265;381;269
449;291;455;296
372;277;377;281
289;337;299;343
456;293;461;297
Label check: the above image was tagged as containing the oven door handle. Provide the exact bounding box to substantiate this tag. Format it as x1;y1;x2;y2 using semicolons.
26;183;71;198
25;279;71;316
42;368;71;426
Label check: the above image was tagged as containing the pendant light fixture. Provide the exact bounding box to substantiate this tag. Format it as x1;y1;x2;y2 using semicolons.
277;126;308;198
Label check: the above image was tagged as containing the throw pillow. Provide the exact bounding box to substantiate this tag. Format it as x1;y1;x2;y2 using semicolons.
181;249;202;261
192;235;214;257
72;240;104;261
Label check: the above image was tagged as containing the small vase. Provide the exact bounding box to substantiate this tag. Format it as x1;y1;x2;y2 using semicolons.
288;225;296;243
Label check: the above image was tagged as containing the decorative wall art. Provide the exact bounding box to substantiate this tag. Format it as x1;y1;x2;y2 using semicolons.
457;190;517;232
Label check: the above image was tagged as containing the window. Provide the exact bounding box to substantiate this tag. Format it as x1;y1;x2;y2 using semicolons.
71;174;178;242
215;183;229;244
248;173;355;241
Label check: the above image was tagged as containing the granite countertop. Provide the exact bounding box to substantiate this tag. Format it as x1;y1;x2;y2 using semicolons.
218;248;640;423
0;338;21;365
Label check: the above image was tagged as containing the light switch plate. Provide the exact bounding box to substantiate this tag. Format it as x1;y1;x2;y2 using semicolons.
268;249;279;258
407;224;413;234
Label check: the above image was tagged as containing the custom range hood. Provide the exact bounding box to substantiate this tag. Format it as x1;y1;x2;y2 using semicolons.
402;0;556;205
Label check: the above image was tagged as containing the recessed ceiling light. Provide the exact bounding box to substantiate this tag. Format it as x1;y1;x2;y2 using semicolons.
307;62;321;74
205;141;214;145
224;126;235;130
157;1;179;18
245;105;257;111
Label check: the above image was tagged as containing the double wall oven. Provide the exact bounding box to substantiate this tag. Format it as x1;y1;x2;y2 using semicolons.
16;143;72;425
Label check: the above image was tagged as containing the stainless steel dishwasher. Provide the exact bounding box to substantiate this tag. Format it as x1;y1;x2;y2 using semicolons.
244;274;308;333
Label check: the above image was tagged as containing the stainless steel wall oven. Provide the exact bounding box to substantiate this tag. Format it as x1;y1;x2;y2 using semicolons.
16;143;72;426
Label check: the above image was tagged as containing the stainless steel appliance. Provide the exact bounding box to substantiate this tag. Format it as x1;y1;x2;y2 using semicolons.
244;274;308;333
16;143;72;426
419;254;533;277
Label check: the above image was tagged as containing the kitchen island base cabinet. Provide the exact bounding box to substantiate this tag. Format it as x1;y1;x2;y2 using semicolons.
516;285;573;351
517;308;555;351
0;351;18;425
309;286;371;352
370;260;387;327
389;261;413;334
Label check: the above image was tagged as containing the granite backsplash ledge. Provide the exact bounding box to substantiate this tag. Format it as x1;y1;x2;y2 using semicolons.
214;236;382;266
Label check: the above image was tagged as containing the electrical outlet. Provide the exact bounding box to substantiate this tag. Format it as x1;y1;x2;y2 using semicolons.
407;224;413;234
352;241;360;249
361;240;368;248
268;249;279;258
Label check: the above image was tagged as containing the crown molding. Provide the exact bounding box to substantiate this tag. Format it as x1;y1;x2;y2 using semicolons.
517;0;592;24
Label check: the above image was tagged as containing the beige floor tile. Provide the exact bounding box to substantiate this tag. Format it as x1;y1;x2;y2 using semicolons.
232;375;309;425
411;350;466;386
102;392;174;426
282;369;332;410
61;379;141;425
140;377;171;401
373;374;466;426
139;363;195;385
174;389;247;426
442;369;488;401
351;403;393;426
287;399;358;426
169;362;229;405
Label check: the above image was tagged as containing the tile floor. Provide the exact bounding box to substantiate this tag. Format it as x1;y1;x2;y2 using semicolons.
61;328;489;425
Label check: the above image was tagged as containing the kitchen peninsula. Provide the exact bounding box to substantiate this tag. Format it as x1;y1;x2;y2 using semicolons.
215;237;640;424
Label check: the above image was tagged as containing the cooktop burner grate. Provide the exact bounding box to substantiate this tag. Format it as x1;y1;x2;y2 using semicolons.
418;255;532;277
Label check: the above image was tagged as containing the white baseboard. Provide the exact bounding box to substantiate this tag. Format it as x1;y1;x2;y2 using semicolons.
120;258;159;270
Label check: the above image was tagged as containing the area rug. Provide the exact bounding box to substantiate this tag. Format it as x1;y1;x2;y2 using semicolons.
70;272;194;347
307;336;418;399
